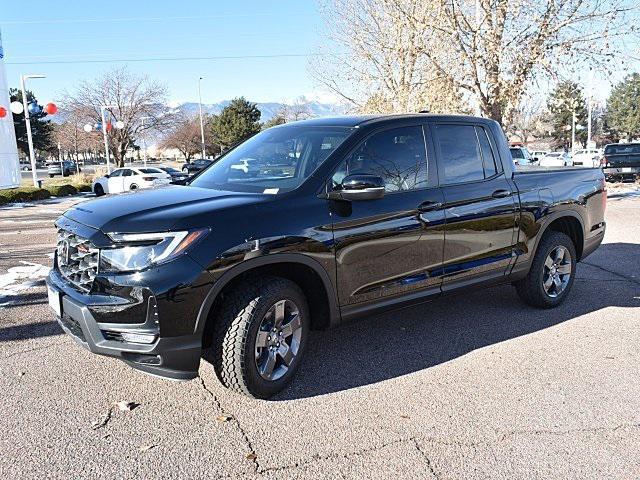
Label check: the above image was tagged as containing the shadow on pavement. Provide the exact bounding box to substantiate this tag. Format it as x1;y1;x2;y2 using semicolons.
275;242;640;400
0;321;61;342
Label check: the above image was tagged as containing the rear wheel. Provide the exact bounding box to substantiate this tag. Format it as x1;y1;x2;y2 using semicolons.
94;184;105;196
209;276;309;399
515;231;576;308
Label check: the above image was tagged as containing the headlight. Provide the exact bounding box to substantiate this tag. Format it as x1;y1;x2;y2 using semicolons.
100;229;209;272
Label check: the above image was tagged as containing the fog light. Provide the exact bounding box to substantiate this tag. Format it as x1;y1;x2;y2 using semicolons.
121;332;157;344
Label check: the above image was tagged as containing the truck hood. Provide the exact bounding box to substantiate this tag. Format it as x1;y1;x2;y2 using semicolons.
63;185;267;234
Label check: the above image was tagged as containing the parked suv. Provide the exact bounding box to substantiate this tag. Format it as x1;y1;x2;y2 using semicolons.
48;161;80;177
47;115;606;399
182;158;213;175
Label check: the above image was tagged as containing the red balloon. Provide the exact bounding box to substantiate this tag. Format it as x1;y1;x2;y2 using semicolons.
0;107;6;118
106;122;113;132
44;103;58;115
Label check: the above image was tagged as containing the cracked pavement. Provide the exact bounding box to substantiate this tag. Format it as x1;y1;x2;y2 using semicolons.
1;194;639;479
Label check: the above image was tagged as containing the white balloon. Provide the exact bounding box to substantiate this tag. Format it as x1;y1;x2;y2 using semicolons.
9;101;24;114
83;124;93;133
114;120;125;130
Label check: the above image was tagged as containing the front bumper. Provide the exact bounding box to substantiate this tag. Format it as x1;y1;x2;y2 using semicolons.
47;269;202;380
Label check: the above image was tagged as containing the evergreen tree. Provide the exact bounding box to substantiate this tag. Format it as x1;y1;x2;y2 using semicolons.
547;81;587;149
606;73;640;141
10;88;54;156
211;97;261;148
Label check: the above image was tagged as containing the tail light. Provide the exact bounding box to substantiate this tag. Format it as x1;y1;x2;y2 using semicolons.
601;156;608;167
142;176;156;181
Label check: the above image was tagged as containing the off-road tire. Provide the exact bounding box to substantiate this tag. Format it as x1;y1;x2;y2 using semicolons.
209;276;309;399
515;231;577;308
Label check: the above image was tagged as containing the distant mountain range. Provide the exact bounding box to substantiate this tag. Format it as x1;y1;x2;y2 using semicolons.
173;100;346;121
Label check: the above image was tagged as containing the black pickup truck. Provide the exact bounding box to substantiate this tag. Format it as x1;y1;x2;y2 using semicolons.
47;115;606;398
602;143;640;181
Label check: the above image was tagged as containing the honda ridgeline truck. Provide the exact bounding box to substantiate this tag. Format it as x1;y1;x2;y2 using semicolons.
47;115;606;398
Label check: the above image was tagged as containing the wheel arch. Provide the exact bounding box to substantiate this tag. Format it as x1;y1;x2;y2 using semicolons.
195;254;341;345
536;211;585;260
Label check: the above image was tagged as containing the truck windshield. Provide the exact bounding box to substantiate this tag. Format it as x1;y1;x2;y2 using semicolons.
190;125;353;193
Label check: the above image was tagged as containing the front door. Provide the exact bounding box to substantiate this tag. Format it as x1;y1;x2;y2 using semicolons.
330;125;445;305
430;122;517;287
107;169;125;193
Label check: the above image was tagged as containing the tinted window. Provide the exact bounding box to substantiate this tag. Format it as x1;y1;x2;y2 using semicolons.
435;124;484;184
110;169;123;177
510;149;521;158
139;168;162;174
122;169;133;177
190;125;352;193
478;128;498;176
604;144;640;155
332;126;428;192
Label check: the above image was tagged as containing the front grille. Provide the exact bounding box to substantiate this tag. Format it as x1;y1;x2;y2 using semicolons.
56;229;99;292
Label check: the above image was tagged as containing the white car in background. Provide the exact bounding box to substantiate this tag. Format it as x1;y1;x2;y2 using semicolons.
92;167;171;196
572;149;602;167
530;150;548;162
539;152;573;167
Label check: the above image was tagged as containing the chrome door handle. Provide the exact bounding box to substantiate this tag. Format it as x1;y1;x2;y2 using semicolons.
492;189;511;198
418;201;443;212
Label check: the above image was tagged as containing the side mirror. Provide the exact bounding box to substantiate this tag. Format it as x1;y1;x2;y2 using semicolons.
333;174;385;201
104;174;110;178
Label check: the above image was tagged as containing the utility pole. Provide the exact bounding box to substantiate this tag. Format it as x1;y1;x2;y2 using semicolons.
140;116;151;167
20;74;45;187
587;71;593;148
198;77;206;159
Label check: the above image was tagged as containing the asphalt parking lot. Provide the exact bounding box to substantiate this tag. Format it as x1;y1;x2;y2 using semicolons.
0;191;639;479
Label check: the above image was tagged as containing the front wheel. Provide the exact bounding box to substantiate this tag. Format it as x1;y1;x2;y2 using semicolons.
209;276;309;399
94;184;105;196
514;231;577;308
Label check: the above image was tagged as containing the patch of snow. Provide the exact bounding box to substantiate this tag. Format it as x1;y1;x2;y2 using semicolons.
0;261;50;307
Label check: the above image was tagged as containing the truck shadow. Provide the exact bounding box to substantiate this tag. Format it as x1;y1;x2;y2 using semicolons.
276;242;640;400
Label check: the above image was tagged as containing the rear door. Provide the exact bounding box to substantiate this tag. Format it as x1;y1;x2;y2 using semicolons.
431;122;517;287
330;124;445;305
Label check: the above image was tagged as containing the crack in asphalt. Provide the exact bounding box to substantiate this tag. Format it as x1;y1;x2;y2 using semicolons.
197;375;261;474
418;421;640;449
412;438;441;480
257;422;640;475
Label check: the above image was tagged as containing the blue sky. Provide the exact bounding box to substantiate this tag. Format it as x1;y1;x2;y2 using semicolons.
1;0;328;105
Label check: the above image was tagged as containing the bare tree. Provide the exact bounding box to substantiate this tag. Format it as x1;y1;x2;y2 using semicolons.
316;0;638;124
160;116;202;161
63;67;174;167
312;0;470;114
506;96;546;145
279;96;313;122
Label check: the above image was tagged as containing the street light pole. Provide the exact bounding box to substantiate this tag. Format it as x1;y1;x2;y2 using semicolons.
571;109;576;157
140;116;151;167
99;105;117;174
20;74;45;187
198;77;206;159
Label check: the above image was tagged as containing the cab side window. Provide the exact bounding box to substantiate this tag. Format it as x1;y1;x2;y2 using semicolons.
332;126;428;192
110;169;123;177
434;124;501;185
122;169;133;177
